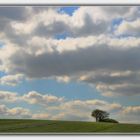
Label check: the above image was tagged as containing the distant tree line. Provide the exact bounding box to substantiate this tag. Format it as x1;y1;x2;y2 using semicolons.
91;109;118;123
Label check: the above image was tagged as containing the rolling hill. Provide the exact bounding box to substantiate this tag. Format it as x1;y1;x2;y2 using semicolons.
0;119;139;133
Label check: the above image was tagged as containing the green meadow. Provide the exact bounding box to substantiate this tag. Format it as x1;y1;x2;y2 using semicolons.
0;119;139;133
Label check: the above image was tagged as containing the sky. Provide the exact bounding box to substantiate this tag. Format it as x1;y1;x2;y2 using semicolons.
0;6;140;123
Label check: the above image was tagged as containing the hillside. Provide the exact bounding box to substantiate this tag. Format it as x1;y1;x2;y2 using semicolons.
0;119;139;133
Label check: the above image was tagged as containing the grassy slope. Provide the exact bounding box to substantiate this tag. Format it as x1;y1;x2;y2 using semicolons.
0;119;139;133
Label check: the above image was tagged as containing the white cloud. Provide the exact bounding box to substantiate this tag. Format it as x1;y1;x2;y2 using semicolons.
115;106;140;123
0;6;140;123
122;106;140;115
0;89;139;123
55;75;70;83
22;91;64;106
115;19;140;36
32;113;50;119
51;112;91;121
79;70;140;97
2;35;140;77
47;99;123;121
46;99;140;123
0;90;64;105
3;6;138;44
10;7;106;38
0;6;140;98
62;99;123;112
0;104;8;115
0;74;24;86
0;91;18;102
8;107;31;117
0;104;31;118
1;34;140;97
0;89;123;121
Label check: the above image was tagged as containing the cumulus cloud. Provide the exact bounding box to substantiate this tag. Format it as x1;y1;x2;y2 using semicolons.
0;90;64;106
80;70;140;96
0;74;24;86
0;89;124;121
52;112;91;121
60;99;123;112
0;104;8;115
0;7;140;98
122;106;140;115
0;7;31;21
9;7;108;38
0;104;31;118
0;91;18;102
0;89;139;123
44;99;140;123
2;35;140;96
115;106;140;123
8;107;31;118
2;35;140;78
0;91;122;121
115;19;140;36
6;6;138;40
0;6;140;123
22;91;64;106
0;6;138;47
32;113;50;119
46;99;123;121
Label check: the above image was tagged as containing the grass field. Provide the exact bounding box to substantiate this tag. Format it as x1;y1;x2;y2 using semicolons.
0;119;139;133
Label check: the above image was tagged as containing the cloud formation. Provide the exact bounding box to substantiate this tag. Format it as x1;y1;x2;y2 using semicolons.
0;89;139;123
0;104;31;118
22;91;64;106
0;91;18;102
0;6;140;98
115;19;140;36
0;6;140;123
0;74;24;86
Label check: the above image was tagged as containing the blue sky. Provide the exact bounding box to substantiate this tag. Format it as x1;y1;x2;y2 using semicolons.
0;6;140;123
59;6;79;15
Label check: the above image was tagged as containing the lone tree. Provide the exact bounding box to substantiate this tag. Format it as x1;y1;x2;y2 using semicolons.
91;109;109;122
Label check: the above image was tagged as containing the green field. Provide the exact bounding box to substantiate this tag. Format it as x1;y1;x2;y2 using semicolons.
0;119;139;133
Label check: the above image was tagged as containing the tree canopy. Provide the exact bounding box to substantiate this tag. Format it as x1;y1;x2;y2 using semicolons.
91;109;109;122
91;109;118;123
